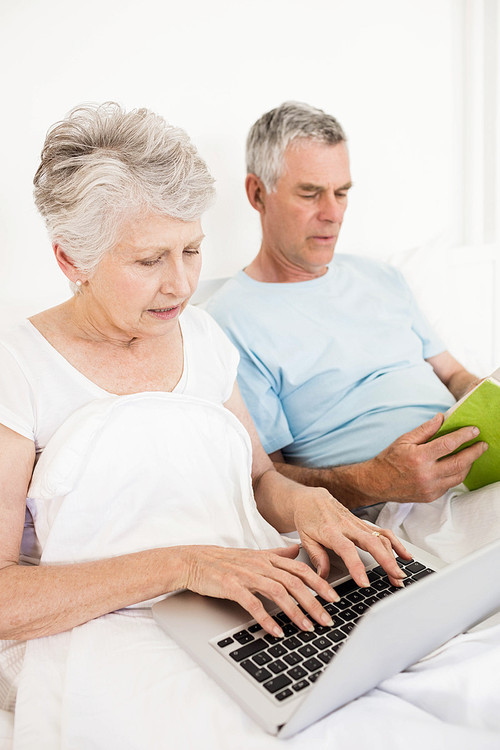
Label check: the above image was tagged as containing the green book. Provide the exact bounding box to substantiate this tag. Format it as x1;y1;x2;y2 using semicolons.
433;376;500;491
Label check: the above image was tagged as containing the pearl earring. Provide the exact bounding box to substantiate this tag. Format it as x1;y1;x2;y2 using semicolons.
75;280;82;288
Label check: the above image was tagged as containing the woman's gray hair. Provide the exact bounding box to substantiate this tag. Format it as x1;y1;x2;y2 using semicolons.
34;102;215;277
246;101;347;191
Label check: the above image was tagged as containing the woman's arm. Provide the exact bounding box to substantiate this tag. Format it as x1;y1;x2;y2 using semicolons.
0;424;196;639
223;383;411;584
0;424;339;640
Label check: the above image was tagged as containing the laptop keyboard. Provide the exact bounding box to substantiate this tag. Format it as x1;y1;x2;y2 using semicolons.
213;557;435;703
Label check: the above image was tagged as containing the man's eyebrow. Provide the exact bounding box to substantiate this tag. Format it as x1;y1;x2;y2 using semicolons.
296;182;353;192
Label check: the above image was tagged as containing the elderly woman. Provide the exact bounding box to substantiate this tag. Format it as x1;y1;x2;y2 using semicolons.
0;103;422;746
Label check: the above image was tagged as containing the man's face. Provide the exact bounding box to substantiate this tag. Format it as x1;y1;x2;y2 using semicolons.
260;140;352;278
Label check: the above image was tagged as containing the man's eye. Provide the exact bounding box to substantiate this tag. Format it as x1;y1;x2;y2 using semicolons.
184;249;200;256
300;193;317;199
140;258;162;267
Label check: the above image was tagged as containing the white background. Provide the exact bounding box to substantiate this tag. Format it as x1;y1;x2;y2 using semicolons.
0;0;498;369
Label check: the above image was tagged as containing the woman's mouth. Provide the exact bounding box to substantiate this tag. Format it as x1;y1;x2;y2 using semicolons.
147;305;182;320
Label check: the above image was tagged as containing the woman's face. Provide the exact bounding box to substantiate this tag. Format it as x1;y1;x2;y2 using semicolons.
82;212;204;340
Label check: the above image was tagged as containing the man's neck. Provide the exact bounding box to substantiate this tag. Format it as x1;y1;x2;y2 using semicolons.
244;248;328;283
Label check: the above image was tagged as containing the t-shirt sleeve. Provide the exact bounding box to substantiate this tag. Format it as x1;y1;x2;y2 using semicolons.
233;347;294;455
395;268;447;359
0;341;35;440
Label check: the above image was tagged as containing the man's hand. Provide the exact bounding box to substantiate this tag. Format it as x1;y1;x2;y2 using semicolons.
272;413;488;508
359;413;488;503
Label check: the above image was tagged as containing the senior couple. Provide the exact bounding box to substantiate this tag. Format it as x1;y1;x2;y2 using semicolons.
0;101;498;747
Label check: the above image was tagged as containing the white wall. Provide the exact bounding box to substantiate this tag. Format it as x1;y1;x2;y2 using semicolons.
0;0;498;369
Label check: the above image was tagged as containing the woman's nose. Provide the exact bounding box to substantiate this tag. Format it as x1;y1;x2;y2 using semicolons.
161;260;191;299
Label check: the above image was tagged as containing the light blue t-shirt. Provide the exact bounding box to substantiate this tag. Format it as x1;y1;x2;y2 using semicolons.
205;255;456;467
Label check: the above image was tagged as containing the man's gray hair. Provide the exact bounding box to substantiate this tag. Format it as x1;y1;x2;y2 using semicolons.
34;102;215;276
246;101;347;191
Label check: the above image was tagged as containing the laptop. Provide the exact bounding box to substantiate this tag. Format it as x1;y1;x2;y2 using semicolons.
153;538;500;738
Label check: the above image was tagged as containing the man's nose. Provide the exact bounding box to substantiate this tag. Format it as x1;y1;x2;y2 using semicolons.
317;194;345;223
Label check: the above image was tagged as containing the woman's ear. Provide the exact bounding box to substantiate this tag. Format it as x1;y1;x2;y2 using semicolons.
53;244;87;284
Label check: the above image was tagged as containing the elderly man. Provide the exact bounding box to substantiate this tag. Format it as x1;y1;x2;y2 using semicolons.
205;101;497;559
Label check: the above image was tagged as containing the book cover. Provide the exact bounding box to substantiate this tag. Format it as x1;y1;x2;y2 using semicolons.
433;376;500;491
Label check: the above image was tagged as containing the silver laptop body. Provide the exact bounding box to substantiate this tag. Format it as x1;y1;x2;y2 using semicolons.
152;538;500;738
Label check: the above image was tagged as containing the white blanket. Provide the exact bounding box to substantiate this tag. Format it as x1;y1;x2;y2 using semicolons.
12;394;500;748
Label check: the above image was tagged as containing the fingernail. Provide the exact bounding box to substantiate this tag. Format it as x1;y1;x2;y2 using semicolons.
316;566;322;576
273;625;284;638
399;571;407;578
327;589;339;602
472;426;480;437
321;612;333;626
482;442;489;452
302;618;315;632
361;574;370;587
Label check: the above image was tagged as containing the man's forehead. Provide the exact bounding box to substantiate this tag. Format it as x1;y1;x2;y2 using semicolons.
281;140;351;185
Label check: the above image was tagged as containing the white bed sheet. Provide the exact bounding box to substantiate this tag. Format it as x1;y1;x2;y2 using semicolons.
8;392;500;748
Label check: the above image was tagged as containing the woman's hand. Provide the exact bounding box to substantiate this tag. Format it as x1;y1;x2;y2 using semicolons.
293;487;411;587
181;543;341;637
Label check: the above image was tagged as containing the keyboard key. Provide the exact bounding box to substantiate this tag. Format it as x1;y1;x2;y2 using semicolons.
248;623;262;633
318;649;334;664
283;636;302;651
217;637;234;648
327;629;347;644
412;569;434;581
282;623;299;637
367;568;383;583
336;598;353;611
275;612;292;625
268;644;287;658
293;679;309;692
309;671;322;683
405;561;426;574
303;657;322;673
297;631;316;643
372;578;389;591
240;660;272;682
359;586;376;597
395;556;413;567
283;652;303;667
275;688;293;702
264;633;283;645
233;631;254;644
229;638;267;662
346;591;364;604
268;659;287;674
298;644;318;658
253;651;272;666
341;622;355;635
263;674;292;694
341;608;359;621
352;602;369;616
334;579;358;597
313;625;332;636
311;637;331;651
324;603;340;615
288;665;307;681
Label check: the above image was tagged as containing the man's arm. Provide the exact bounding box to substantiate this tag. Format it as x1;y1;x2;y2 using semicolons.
426;350;480;399
270;413;488;510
